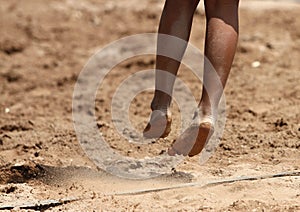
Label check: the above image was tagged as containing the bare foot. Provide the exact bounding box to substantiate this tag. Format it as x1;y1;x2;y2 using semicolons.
168;122;214;157
143;109;172;139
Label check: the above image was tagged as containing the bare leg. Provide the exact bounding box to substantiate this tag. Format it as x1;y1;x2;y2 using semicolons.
143;0;200;138
169;0;239;156
200;0;240;117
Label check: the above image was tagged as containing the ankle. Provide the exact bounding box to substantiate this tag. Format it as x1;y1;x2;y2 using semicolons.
150;103;169;114
151;98;171;113
194;106;217;125
197;104;213;115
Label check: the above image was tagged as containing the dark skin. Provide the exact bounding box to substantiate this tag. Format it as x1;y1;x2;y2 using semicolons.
143;0;240;156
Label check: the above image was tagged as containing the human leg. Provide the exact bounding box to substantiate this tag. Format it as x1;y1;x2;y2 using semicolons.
169;0;240;156
143;0;200;138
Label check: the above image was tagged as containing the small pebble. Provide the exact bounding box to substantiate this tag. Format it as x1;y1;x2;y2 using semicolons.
251;61;261;68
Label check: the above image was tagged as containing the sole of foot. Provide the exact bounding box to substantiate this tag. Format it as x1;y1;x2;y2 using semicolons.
167;122;214;157
143;110;172;139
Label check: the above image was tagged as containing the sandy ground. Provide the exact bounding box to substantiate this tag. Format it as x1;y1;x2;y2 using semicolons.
0;0;299;211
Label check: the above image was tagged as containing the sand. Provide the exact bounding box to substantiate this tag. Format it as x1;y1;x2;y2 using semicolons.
0;0;299;211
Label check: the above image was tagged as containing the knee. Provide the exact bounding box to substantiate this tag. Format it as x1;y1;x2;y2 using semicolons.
205;0;239;10
204;0;239;17
165;0;200;11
